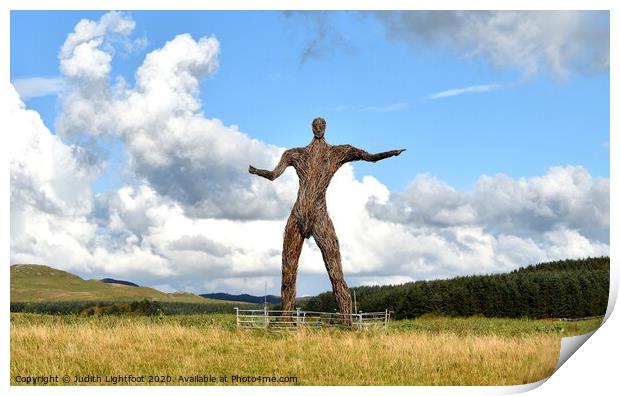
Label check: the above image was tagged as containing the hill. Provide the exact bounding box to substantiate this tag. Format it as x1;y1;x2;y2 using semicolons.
301;257;610;319
10;264;221;304
101;278;139;287
200;292;282;304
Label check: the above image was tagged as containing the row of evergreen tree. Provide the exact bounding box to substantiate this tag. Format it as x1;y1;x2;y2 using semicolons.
300;257;610;319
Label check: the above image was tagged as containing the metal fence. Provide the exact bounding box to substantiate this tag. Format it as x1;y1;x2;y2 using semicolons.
234;308;390;330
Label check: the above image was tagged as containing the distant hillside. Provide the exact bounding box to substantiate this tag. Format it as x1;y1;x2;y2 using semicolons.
511;257;609;273
101;278;139;287
301;257;610;320
201;293;282;304
10;264;222;304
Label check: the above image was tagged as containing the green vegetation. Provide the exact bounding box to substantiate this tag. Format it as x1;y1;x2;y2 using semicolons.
302;257;609;319
389;314;601;337
10;300;260;315
77;300;164;316
10;312;601;337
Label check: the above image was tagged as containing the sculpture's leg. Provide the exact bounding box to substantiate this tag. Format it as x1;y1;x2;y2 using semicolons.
313;214;352;326
281;214;304;314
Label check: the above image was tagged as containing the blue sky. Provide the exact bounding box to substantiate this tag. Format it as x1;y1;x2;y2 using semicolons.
9;11;610;295
12;11;609;191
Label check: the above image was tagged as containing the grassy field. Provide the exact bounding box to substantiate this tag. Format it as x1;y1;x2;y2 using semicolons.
10;313;602;386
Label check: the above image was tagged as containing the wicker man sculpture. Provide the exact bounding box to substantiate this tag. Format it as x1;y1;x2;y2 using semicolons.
249;117;405;320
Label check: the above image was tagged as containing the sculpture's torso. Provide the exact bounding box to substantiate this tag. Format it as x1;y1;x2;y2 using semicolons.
287;139;345;238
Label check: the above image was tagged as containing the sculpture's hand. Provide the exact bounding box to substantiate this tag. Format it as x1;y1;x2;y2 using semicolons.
248;165;257;174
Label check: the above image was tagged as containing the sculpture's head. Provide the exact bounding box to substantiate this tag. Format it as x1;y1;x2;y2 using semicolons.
312;117;326;139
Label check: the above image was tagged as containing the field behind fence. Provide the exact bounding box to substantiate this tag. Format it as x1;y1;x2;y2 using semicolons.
10;313;603;386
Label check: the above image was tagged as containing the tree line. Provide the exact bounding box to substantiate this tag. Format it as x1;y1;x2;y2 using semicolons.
10;300;262;316
300;257;610;319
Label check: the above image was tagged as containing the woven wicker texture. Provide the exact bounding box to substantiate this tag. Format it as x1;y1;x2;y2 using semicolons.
249;118;405;321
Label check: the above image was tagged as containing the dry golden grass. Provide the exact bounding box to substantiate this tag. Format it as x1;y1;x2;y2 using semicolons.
9;313;592;386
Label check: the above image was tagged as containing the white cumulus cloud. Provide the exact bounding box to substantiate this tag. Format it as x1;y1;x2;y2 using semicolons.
56;13;296;220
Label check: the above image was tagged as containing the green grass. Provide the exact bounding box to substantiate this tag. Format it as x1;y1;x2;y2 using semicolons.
10;313;601;337
389;314;602;337
10;313;603;386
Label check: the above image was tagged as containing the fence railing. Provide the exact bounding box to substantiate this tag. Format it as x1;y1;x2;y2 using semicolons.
234;308;390;330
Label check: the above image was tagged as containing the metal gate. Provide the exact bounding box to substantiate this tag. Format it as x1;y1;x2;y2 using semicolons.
235;308;390;330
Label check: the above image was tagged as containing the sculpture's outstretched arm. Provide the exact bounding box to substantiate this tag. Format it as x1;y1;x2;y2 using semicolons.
340;145;406;163
249;150;291;181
